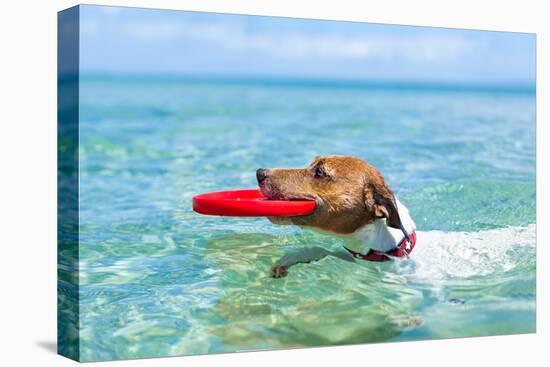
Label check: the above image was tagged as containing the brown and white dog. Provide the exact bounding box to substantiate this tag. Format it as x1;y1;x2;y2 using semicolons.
256;155;416;278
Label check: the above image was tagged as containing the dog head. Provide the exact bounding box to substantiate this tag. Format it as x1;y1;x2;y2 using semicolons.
257;155;407;236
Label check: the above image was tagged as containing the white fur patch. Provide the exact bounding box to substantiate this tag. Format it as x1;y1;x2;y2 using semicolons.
345;198;416;254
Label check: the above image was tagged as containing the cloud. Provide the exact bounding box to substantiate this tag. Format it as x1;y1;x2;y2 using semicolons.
121;20;473;63
99;6;122;16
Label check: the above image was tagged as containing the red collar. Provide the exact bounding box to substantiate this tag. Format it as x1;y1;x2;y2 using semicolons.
345;231;416;262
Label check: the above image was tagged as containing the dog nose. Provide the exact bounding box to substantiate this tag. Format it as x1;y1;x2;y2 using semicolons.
256;168;268;183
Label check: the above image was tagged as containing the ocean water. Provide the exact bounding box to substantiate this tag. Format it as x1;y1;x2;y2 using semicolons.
71;75;535;361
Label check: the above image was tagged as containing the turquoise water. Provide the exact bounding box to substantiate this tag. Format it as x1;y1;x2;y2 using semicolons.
73;75;535;361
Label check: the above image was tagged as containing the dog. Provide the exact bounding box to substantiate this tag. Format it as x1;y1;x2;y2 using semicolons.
256;155;416;278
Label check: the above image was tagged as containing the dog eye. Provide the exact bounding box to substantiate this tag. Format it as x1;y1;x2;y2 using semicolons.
314;166;327;178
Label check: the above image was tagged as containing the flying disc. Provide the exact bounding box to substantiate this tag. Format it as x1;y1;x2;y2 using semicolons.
192;189;316;217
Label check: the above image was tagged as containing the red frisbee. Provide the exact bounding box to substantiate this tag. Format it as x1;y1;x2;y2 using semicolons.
192;189;316;217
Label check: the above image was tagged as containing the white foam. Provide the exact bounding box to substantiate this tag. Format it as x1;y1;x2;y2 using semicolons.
394;224;536;282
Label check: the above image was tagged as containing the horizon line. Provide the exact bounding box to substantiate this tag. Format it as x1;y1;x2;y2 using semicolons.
79;70;536;93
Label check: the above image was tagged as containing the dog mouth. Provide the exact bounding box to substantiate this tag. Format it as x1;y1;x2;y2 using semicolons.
258;183;310;200
259;183;317;203
258;183;321;225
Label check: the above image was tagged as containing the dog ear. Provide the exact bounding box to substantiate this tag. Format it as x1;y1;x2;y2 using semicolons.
365;180;410;241
369;183;401;228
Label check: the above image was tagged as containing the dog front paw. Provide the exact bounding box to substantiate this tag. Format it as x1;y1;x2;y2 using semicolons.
270;264;288;278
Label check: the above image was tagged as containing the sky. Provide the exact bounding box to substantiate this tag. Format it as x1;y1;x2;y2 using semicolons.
78;5;536;85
